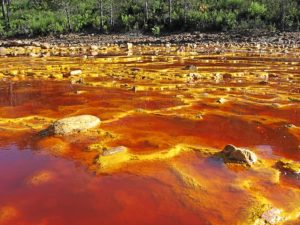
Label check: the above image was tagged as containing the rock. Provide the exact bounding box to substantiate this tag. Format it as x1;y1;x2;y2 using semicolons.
69;69;82;76
261;208;283;225
258;81;268;85
90;51;98;56
214;73;223;83
221;144;257;166
89;45;98;51
70;77;84;84
184;65;197;71
0;47;7;56
102;146;127;156
275;160;300;178
29;52;40;57
187;73;201;82
41;115;101;136
127;43;133;50
195;114;203;119
40;43;51;49
284;124;296;129
7;40;23;47
223;73;232;80
31;41;41;47
216;98;227;104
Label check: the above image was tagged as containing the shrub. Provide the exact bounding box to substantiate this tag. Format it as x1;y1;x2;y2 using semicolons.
248;2;267;17
151;25;160;36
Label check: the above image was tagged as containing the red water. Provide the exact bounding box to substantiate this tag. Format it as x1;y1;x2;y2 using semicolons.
0;47;300;225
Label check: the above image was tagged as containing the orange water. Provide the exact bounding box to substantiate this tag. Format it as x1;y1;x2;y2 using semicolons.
0;47;300;225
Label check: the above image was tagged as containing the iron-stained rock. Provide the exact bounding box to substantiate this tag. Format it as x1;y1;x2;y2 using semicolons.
221;144;257;166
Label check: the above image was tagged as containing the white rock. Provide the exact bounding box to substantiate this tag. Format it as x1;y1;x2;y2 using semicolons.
46;115;101;135
261;208;283;225
70;70;82;76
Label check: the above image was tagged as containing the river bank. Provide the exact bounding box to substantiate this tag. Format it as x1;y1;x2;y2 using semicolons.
1;31;300;47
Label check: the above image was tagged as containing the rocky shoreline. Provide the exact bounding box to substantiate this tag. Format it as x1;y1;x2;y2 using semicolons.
1;31;300;47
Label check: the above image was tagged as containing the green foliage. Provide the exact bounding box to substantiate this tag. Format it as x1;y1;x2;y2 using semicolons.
0;0;299;37
121;14;136;31
28;11;65;35
248;2;267;17
0;22;5;36
151;25;160;36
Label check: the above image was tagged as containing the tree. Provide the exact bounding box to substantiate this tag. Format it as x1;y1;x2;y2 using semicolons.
1;0;10;28
109;0;114;27
1;0;6;24
98;0;104;31
168;0;172;25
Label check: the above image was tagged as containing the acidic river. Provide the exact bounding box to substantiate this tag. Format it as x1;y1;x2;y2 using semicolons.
0;44;300;225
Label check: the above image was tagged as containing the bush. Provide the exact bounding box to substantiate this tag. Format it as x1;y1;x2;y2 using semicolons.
151;25;160;36
248;2;267;17
0;0;299;37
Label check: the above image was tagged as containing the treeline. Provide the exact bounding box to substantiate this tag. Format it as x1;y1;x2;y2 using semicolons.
0;0;300;37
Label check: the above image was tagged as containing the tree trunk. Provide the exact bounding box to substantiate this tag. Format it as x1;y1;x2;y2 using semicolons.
168;0;172;25
65;7;71;31
280;0;285;31
99;0;103;31
145;0;148;22
184;0;188;25
110;0;113;27
6;0;10;28
1;0;6;25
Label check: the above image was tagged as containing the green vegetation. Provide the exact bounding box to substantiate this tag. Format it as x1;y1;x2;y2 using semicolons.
0;0;299;37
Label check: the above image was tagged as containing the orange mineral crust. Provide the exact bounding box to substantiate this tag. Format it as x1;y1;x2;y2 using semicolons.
0;44;300;225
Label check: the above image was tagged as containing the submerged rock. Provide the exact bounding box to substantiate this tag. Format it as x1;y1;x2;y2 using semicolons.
37;137;70;155
27;171;53;186
275;160;300;178
40;115;101;136
221;144;257;166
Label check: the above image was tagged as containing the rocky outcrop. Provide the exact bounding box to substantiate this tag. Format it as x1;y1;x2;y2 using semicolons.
40;115;101;136
220;144;257;166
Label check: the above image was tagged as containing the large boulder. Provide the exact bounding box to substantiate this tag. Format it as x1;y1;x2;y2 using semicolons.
221;144;257;166
40;115;101;136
